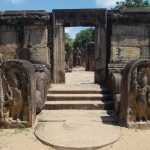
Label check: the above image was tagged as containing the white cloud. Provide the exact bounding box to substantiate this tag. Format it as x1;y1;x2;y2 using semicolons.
65;27;92;39
95;0;122;8
7;0;25;5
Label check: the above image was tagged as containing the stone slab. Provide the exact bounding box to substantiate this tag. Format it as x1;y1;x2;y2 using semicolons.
112;25;149;36
38;110;116;123
44;100;113;110
0;32;17;44
35;110;121;150
47;93;112;101
140;47;150;59
111;46;141;62
24;26;48;47
111;36;149;47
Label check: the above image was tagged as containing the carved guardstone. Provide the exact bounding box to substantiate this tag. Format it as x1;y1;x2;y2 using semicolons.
120;59;150;129
0;59;36;128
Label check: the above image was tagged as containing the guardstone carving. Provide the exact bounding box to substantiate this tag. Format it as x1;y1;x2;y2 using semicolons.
0;59;36;128
33;63;51;113
120;59;150;129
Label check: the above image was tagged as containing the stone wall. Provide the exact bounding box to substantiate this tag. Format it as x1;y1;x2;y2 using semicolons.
0;25;18;60
23;25;49;64
110;25;150;63
0;11;50;65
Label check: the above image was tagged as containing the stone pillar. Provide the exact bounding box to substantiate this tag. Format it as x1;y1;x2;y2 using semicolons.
94;25;107;84
53;25;65;83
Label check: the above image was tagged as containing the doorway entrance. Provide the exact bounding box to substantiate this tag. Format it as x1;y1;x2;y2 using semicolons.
64;26;95;84
52;9;107;84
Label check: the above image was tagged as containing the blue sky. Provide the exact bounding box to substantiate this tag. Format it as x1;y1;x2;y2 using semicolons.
0;0;120;11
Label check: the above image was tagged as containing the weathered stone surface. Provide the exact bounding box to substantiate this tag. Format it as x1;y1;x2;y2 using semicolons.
0;25;15;32
34;64;51;113
112;25;149;36
24;26;48;47
0;59;36;128
0;32;17;44
0;44;17;60
141;47;150;59
120;59;150;129
28;47;49;64
34;110;121;150
111;36;149;47
110;46;141;62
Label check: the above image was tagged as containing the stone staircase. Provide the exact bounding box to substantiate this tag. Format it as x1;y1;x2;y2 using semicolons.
44;84;113;111
35;70;121;150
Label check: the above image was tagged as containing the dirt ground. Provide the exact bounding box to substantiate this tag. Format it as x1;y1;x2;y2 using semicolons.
0;126;150;150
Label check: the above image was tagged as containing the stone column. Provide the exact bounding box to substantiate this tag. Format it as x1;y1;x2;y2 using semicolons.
94;25;107;84
53;25;65;83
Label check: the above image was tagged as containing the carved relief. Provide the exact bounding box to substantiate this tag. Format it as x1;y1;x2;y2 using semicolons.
120;59;150;129
0;60;36;128
33;64;51;113
130;68;150;122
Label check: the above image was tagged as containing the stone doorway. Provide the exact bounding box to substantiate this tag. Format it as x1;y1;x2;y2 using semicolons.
51;9;108;84
64;26;95;84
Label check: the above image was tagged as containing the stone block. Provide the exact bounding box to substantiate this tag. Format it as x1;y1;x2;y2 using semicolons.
111;46;141;62
140;47;150;59
0;44;17;60
24;26;48;47
112;25;149;37
0;25;15;32
0;32;17;44
29;46;49;64
111;36;149;47
38;47;50;64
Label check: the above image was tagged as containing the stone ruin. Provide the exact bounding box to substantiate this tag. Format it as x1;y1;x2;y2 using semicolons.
0;8;149;128
0;10;51;128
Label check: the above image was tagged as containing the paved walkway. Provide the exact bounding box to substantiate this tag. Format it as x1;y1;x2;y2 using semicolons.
65;66;94;84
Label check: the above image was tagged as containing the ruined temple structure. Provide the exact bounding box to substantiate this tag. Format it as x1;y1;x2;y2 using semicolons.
0;8;149;128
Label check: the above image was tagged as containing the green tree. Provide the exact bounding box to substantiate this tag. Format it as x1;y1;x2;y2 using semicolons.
64;33;73;47
114;0;150;10
73;28;94;49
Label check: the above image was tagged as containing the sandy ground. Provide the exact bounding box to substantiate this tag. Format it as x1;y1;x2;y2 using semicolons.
0;126;150;150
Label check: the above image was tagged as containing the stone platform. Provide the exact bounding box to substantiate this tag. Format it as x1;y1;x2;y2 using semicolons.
35;110;121;150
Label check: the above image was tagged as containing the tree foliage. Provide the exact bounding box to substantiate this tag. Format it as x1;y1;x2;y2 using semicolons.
73;28;94;49
64;33;73;47
114;0;150;10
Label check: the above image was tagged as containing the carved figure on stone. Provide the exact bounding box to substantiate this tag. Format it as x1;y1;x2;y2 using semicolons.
120;60;150;128
0;60;36;128
2;70;25;122
10;78;24;121
136;75;149;121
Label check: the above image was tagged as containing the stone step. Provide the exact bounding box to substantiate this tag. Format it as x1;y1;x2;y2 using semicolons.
48;89;111;94
44;100;113;110
38;110;118;123
47;94;112;101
